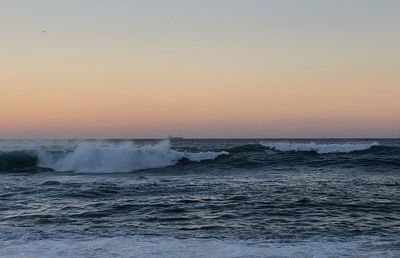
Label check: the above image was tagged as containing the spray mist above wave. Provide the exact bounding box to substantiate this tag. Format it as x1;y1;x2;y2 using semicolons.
37;140;228;173
260;141;380;154
0;140;228;173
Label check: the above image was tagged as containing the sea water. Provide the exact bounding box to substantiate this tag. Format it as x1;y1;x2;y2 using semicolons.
0;139;399;257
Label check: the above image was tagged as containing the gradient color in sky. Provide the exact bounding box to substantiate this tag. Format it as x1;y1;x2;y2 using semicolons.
1;0;399;138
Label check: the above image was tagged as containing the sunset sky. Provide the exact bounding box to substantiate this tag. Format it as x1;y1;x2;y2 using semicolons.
1;0;399;138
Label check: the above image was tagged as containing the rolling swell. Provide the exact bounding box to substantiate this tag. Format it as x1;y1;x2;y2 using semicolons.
0;151;38;170
210;141;400;170
0;140;399;172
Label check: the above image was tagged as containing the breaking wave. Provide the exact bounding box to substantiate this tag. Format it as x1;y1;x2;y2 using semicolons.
0;140;228;173
260;141;380;154
1;139;398;172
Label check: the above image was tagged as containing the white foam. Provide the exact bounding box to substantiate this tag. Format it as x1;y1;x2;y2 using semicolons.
39;140;228;173
0;140;228;173
0;235;396;258
260;141;379;154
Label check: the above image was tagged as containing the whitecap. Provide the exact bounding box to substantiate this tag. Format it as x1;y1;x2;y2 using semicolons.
260;141;379;154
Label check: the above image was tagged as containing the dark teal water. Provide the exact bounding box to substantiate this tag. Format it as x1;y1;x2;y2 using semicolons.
0;139;399;257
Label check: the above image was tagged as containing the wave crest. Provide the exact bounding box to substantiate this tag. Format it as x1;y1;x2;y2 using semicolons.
40;140;228;173
260;141;379;154
0;140;228;173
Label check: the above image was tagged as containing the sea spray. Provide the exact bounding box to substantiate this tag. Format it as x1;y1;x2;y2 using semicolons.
40;140;228;173
0;140;228;172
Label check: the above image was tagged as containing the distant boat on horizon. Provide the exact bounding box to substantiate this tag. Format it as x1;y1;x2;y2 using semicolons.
168;135;184;140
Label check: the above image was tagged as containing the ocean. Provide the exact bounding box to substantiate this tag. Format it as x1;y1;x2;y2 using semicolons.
0;139;399;257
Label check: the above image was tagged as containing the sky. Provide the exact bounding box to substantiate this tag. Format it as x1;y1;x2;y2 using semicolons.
1;0;399;138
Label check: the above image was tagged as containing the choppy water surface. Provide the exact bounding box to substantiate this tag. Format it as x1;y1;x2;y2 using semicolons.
0;139;400;257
